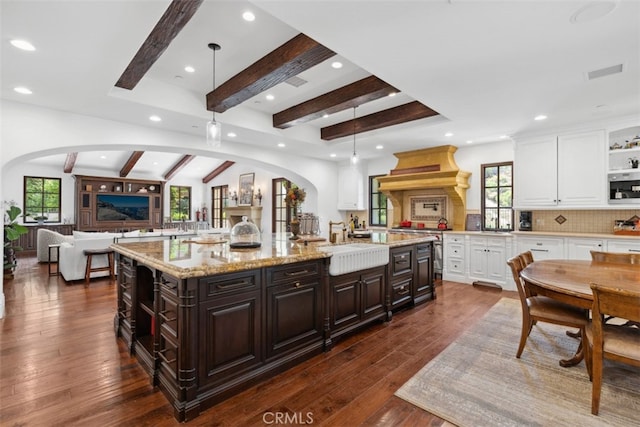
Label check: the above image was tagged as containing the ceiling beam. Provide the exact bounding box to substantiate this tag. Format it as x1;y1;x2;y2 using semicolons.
206;33;336;113
63;152;78;173
164;155;195;181
273;76;399;129
203;161;235;184
320;101;440;141
115;0;203;90
120;151;145;177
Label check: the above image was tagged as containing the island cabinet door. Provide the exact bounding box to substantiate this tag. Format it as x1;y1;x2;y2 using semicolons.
360;267;386;320
265;261;324;361
330;271;361;332
197;271;262;389
414;243;434;303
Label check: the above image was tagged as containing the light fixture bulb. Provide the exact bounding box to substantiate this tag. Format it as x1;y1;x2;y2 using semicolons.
351;152;359;166
206;120;222;147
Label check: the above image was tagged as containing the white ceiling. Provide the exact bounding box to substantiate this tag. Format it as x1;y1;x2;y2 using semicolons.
2;0;639;181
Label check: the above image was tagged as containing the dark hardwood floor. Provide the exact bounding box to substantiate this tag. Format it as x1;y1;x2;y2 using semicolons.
1;257;516;426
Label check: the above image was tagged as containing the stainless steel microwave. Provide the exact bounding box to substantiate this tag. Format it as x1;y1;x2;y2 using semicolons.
609;172;640;204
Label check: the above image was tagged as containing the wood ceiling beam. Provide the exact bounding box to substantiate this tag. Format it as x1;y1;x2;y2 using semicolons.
63;152;78;173
163;155;195;181
206;34;336;113
115;0;203;90
203;161;235;184
273;76;399;129
120;151;145;177
320;101;440;141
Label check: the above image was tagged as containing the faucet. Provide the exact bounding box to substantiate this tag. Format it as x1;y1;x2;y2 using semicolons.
329;221;346;243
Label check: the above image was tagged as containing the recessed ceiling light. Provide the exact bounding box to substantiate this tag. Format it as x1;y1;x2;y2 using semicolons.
14;86;32;95
376;145;384;150
184;66;195;73
500;135;508;139
570;1;617;24
153;162;158;165
277;142;286;148
322;113;329;118
242;11;255;22
534;115;547;121
466;140;473;144
445;132;453;137
330;153;337;158
10;39;35;51
265;94;275;101
227;132;237;138
100;155;107;159
388;92;397;97
149;115;161;122
331;61;343;69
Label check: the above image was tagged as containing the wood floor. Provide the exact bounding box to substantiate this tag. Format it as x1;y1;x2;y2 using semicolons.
1;257;517;426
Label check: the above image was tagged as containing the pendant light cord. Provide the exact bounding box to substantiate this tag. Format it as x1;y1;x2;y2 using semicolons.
352;106;357;156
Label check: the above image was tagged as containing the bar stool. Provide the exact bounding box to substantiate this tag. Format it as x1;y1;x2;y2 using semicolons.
83;248;115;286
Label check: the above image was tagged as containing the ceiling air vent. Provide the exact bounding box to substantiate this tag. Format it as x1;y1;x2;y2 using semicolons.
285;76;308;87
587;64;623;80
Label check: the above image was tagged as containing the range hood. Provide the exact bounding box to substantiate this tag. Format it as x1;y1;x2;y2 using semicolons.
377;145;471;230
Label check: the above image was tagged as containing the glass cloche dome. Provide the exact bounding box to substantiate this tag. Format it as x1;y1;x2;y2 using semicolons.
229;216;261;248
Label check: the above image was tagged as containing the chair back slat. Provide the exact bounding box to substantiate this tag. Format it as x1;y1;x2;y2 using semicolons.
507;255;527;302
590;250;640;265
590;284;640;323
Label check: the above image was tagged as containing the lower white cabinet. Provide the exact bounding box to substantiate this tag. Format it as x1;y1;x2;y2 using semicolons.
516;236;564;260
443;234;466;282
566;237;604;260
468;237;507;285
605;239;640;253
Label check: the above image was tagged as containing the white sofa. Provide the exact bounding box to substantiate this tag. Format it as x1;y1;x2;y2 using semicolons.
59;232;119;282
36;228;74;262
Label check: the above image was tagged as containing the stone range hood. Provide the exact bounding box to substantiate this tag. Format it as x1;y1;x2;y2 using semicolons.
377;145;471;230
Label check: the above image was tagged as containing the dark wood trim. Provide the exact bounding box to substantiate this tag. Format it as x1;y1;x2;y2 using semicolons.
206;34;336;113
273;76;398;129
115;0;204;90
390;165;441;175
164;155;195;180
321;101;440;141
63;152;78;173
203;160;235;183
119;151;145;177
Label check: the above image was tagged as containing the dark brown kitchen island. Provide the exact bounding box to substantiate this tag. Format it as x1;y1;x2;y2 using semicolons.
111;232;434;421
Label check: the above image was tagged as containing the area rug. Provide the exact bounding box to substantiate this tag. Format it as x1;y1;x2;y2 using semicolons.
395;298;640;427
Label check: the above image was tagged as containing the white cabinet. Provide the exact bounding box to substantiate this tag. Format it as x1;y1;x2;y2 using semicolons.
514;130;606;208
516;236;564;260
468;236;507;285
443;234;466;282
566;237;604;260
605;239;640;254
337;165;364;210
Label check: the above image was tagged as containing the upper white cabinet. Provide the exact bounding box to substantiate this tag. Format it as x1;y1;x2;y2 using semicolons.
337;165;365;210
608;126;640;172
514;129;606;208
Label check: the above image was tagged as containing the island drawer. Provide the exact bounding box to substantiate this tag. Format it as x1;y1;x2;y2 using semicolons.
159;273;180;297
267;261;321;286
390;247;413;277
390;276;413;309
199;270;261;300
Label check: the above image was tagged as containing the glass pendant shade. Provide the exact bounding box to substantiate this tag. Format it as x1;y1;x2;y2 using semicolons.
206;119;221;147
351;152;359;166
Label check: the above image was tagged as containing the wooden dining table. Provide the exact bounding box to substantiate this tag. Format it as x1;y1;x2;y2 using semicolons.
521;259;640;366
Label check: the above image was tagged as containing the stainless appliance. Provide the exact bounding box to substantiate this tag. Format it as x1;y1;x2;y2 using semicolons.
389;228;443;278
519;211;532;231
608;172;640;204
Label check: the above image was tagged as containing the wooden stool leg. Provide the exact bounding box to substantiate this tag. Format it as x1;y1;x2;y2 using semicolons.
85;254;93;285
108;252;115;282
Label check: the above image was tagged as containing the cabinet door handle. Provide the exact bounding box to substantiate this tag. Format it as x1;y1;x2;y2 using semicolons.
216;280;251;290
160;279;177;290
531;249;549;252
294;281;302;288
397;287;410;296
628;249;640;253
285;269;310;277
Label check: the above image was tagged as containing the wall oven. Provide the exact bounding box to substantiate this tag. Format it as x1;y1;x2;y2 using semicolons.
608;172;640;204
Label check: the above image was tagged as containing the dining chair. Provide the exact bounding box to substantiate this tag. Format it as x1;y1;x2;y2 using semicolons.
583;283;640;415
507;254;589;362
590;250;640;264
519;250;534;266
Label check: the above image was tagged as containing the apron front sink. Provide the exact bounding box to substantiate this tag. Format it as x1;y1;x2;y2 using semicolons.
319;243;389;276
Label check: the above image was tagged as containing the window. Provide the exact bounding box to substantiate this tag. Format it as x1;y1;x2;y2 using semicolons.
169;186;191;221
211;185;229;228
24;176;61;223
481;162;513;231
369;175;388;227
272;178;290;233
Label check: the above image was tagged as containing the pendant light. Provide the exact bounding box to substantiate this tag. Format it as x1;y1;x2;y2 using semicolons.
350;106;359;166
206;43;222;148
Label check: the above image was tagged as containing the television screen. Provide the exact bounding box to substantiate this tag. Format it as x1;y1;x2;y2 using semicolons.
96;194;149;221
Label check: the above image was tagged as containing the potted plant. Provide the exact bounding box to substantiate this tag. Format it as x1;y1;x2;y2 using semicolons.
4;202;29;279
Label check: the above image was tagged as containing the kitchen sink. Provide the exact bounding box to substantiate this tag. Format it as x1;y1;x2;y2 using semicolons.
319;243;389;276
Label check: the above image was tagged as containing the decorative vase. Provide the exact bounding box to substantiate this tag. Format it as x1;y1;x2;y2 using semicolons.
290;218;300;240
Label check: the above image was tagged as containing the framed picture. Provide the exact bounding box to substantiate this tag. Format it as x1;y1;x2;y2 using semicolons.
238;173;254;206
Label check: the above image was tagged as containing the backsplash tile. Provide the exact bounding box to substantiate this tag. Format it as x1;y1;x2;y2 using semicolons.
528;210;640;234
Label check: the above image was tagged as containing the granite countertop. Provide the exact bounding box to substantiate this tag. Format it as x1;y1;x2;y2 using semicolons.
444;230;640;239
111;232;436;279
